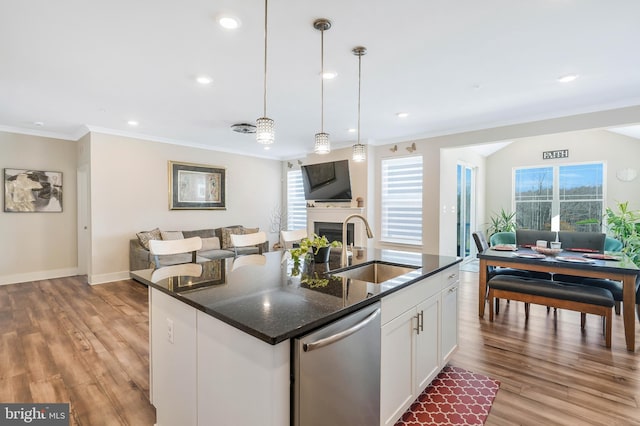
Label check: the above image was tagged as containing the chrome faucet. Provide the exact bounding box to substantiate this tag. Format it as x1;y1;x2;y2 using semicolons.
342;214;374;267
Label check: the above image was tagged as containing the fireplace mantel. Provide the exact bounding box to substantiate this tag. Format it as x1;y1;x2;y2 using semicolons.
306;207;367;247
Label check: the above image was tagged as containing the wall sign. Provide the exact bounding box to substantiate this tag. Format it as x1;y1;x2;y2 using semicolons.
542;149;569;160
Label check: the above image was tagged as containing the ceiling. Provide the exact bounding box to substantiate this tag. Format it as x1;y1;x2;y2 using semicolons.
2;0;640;160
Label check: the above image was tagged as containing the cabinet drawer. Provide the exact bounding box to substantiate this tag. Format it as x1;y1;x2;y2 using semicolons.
381;276;440;325
441;265;459;290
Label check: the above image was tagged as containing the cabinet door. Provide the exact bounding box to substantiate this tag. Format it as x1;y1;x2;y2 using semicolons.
380;308;417;426
415;294;440;391
441;282;459;363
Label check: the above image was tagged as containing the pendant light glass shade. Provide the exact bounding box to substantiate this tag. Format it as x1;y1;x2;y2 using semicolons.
352;143;366;162
352;46;367;162
256;0;274;145
313;19;331;154
256;117;274;144
314;132;330;154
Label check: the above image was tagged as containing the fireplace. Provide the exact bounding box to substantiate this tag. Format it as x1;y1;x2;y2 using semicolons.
314;222;354;246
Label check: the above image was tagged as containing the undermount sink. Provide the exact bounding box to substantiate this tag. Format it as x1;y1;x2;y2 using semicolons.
331;262;419;284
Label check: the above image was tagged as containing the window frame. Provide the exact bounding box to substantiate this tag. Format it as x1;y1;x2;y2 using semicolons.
512;161;605;232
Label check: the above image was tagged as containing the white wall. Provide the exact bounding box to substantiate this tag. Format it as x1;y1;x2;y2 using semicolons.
485;129;640;225
370;105;640;255
0;131;78;284
88;133;282;283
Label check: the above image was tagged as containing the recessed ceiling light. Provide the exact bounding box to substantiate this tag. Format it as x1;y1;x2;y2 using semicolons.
263;146;271;150
33;121;44;127
127;120;139;126
396;112;409;118
196;76;213;85
218;16;240;29
348;128;357;133
322;71;337;80
557;74;579;83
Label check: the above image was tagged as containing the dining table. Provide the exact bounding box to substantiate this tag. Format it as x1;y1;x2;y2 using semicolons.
478;246;640;351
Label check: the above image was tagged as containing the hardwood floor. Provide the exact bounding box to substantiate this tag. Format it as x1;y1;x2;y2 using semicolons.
1;271;638;425
0;277;155;426
453;268;640;426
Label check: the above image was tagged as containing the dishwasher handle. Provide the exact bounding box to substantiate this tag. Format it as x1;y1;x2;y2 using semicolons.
303;308;381;352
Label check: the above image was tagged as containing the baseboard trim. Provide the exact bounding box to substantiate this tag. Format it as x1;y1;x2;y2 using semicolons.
88;271;131;285
0;267;79;286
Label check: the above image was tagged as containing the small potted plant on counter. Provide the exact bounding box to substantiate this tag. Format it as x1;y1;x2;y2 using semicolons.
289;233;342;269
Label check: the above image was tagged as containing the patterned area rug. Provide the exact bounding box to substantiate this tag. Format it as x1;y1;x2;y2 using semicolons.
394;365;500;426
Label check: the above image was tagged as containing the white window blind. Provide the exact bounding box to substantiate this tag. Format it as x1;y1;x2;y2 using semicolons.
381;156;423;245
287;170;307;231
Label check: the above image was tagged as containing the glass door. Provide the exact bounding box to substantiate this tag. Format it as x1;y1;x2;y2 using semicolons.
457;164;475;259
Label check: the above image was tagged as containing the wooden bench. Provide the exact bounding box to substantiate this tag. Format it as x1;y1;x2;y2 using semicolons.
488;275;615;347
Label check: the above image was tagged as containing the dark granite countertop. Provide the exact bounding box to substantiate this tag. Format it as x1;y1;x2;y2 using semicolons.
130;249;461;345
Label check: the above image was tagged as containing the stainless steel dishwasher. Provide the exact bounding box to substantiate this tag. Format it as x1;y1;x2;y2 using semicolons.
293;302;381;426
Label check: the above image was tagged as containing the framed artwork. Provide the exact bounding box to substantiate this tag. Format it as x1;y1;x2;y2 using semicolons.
169;161;226;210
4;168;63;213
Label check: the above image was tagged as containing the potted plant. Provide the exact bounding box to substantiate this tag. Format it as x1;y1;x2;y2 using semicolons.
487;208;516;236
289;233;342;266
605;201;640;266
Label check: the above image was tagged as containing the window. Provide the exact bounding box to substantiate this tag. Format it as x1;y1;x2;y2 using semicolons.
381;156;423;245
514;163;603;232
287;170;307;231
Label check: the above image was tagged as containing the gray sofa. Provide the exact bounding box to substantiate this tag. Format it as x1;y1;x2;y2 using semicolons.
129;225;268;271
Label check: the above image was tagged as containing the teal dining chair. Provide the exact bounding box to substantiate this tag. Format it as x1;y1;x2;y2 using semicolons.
489;231;516;246
605;236;623;252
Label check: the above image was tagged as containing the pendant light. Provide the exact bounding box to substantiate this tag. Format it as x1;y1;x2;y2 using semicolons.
352;46;367;162
313;19;331;154
256;0;274;145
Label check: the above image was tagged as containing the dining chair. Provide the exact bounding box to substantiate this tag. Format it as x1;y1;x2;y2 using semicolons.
148;236;203;268
605;236;623;252
472;231;533;309
489;231;516;246
557;231;606;253
280;229;308;249
230;231;267;256
515;229;557;248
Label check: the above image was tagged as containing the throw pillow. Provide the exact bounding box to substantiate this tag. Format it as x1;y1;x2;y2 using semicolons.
161;230;184;240
136;228;162;250
220;227;244;249
200;237;221;251
243;227;259;235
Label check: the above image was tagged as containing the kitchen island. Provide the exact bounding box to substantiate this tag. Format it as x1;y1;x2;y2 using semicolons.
130;249;461;426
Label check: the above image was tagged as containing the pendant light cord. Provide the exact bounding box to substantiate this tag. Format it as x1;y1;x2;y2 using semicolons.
320;28;325;132
357;52;362;145
263;0;268;117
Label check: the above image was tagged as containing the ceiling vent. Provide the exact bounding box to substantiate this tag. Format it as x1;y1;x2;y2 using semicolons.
231;122;257;134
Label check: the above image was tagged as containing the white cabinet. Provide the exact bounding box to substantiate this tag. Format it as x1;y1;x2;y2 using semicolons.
380;307;417;426
440;280;459;364
415;295;440;390
380;265;460;426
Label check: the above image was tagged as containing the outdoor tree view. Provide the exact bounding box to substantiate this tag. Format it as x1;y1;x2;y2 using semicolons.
515;163;603;232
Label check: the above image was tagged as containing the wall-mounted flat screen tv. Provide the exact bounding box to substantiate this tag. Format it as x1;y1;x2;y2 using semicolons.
301;159;352;202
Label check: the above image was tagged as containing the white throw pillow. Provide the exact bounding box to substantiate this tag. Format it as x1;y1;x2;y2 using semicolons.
161;230;184;240
200;237;221;251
